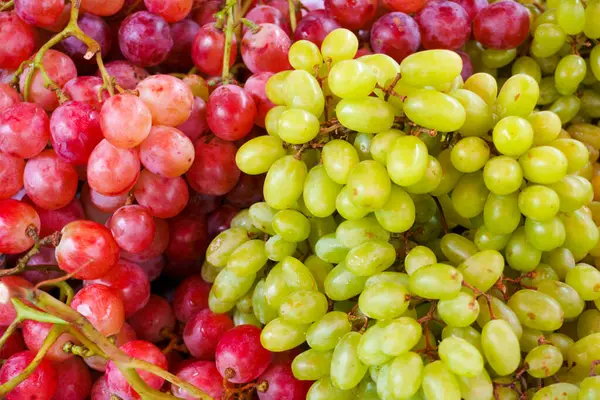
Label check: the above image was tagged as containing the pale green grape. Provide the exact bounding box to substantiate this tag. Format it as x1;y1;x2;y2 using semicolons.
260;317;309;352
438;336;484;377
442;326;483;354
265;105;286;137
236;289;253;314
473;225;511;252
532;383;579;400
283;69;325;117
369;129;405;165
458;250;504;292
353;132;373;161
519;146;568;184
265;71;291;105
549;175;593;213
463;73;497;106
289;40;323;72
403;89;466;132
359;53;400;90
557;0;585;35
307;311;352;351
496;74;539;118
451;172;489;219
507;289;564;331
561;209;600;261
321;139;360;185
252;279;278;325
236;135;285;175
265;235;297;261
359;281;409;320
528;110;562;145
438;291;480;328
477;296;523;339
304;255;333;293
431;149;464;196
549;138;589;173
387;135;428;187
231;209;261;234
331;332;368;390
346;160;391;210
208;291;236;314
565;263;600;301
482;48;517;69
585;0;600;38
483;156;523;195
481;319;521;376
525;344;563;378
450;137;490;173
345;240;396;276
365;271;409;289
292;349;333;381
422;360;461;400
315;233;349;263
404;156;443;194
277;108;320;144
484;192;520;235
206;227;250;267
492;116;534;156
518;185;560;221
542;247;576;281
303;165;342;218
555;54;586;96
264;155;307;210
375;362;393;400
548;94;581;124
328;59;377;99
357;322;391;366
400;50;462;88
520;263;560;288
335;185;370;220
355;376;379;400
249;202;277;234
388;352;423;399
233;308;262;328
440;233;478;265
519;327;544;353
324;262;367;301
201;260;220;283
579;376;600;400
531;23;567;58
307;377;354;400
512;56;542;83
279;290;328;325
577;309;600;338
568;333;600;378
336;216;390;248
271;209;310;242
451;89;494;137
405;245;437;275
408;263;463;300
538;76;561;105
321;28;358;64
226;239;267;276
591;45;600;80
524;216;566;251
505;226;542;272
455;370;493;400
336;97;395;134
211;268;255;305
381;317;422;356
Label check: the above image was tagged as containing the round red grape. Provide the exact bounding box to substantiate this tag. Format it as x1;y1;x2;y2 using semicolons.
127;295;176;343
0;276;33;326
0;12;35;70
165;19;200;69
86;323;137;372
0;326;25;360
257;363;312;400
88;189;128;213
137;74;194;127
370;12;420;62
100;93;152;149
24;196;85;237
241;24;292;74
172;361;225;400
0;102;50;159
52;357;93;400
61;13;112;60
133;170;189;219
191;0;220;26
473;0;530;50
207;85;256;141
87;139;141;196
23;150;78;210
173;275;211;323
449;0;488;21
325;0;378;30
244;72;276;128
176;97;209;142
109;205;156;254
81;0;125;16
91;377;111;400
165;215;209;262
208;204;239;238
0;83;20;112
191;22;238;77
144;0;192;22
183;309;234;360
294;11;341;47
0;152;24;200
415;1;471;50
21;320;78;362
245;5;290;35
71;284;125;336
121;217;170;261
99;61;149;90
380;0;426;14
0;200;40;254
225;173;265;208
119;11;173;67
14;0;64;27
133;256;165;282
186;136;241;195
0;351;57;400
63;76;109;111
140;126;195;177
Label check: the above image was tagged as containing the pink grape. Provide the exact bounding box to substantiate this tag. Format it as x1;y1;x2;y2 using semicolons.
109;205;156;254
173;275;211;323
23;150;78;210
0;12;35;70
370;12;421;62
144;0;193;23
257;363;312;400
0;83;20;112
207;85;257;141
87;139;141;196
0;102;50;159
19;50;77;111
216;325;273;383
191;0;220;26
165;19;200;69
121;217;169;260
106;341;168;399
473;0;530;50
208;204;239;238
137;74;194;127
457;50;474;81
140;126;195;177
0;326;25;360
86;259;151;317
415;1;471;50
0;351;57;400
133;256;164;282
91;377;111;400
380;0;425;13
63;76;109;110
294;10;341;47
0;200;40;254
165;215;209;262
0;277;33;326
71;284;125;336
244;72;276;127
245;5;290;35
24;196;85;237
241;24;292;74
176;97;209;142
52;357;93;400
186;136;241;195
20;247;63;284
55;220;120;279
99;61;149;90
262;0;299;23
325;0;377;30
183;309;234;359
172;361;225;400
119;11;173;67
133;169;189;219
81;0;125;16
225;173;265;208
100;93;152;149
127;295;176;343
21;320;78;362
80;184;113;225
191;22;238;77
449;0;488;21
88;189;128;213
0;152;24;200
61;13;112;60
43;2;70;32
14;0;64;27
86;323;137;372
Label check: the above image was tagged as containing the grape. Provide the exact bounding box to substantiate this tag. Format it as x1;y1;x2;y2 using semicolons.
61;13;112;61
244;73;276;128
294;11;341;48
577;309;600;338
21;320;78;362
263;155;307;210
549;94;581;124
550;138;589;174
580;376;600;400
80;0;124;16
328;60;377;100
51;356;93;400
0;83;20;112
336;216;390;248
473;1;530;50
133;170;189;218
482;156;523;195
438;336;483;377
71;284;125;337
451;172;489;219
144;0;191;22
359;280;409;320
507;289;564;331
101;61;149;90
171;276;211;323
279;290;328;324
404;90;466;133
565;263;600;301
307;377;354;400
0;200;37;253
172;361;224;400
87;139;140;196
289;40;323;72
259;318;307;352
182;308;233;360
207;85;257;142
531;383;580;400
481;319;521;376
329;332;368;390
0;102;50;159
242;24;292;74
0;351;57;400
245;5;289;35
401;50;462;88
463;72;497;106
186;136;240;195
440;233;477;265
451;89;493;138
422;360;461;400
386;135;428;188
438;291;480;327
492;116;534;157
164;19;200;69
555;54;586;96
256;362;312;400
277;109;320;144
189;24;233;78
415;1;470;50
139;126;194;177
0;152;24;200
137;75;193;127
302;165;341;218
14;0;63;27
450;137;490;173
370;12;420;63
0;12;35;70
519;146;568;184
119;11;173;67
127;295;175;343
556;0;585;35
321;28;358;64
292;349;333;381
529;110;562;145
409;263;463;300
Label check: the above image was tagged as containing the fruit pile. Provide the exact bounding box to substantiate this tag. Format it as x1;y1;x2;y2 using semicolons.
0;0;600;398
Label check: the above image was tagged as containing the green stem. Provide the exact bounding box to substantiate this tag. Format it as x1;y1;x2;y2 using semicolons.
221;0;236;83
0;0;13;11
0;318;20;354
37;281;73;305
116;366;180;400
0;230;61;279
288;0;297;32
12;298;68;325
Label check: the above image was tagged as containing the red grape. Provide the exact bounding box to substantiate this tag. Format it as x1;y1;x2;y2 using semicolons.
81;0;125;16
257;363;312;400
55;220;120;280
185;192;222;217
86;323;137;372
133;170;189;219
244;72;276;128
325;0;377;30
241;24;292;74
457;50;474;81
23;150;78;210
0;83;20;112
80;184;113;225
43;2;71;32
119;11;173;67
473;0;530;50
225;173;265;208
100;93;152;149
245;5;290;35
0;277;33;326
208;204;239;238
121;217;170;260
63;77;109;111
140;126;195;177
449;0;488;21
71;284;125;336
86;259;151;317
52;357;93;400
191;0;221;26
91;377;111;400
165;215;209;262
88;189;128;213
415;1;471;50
165;19;201;69
19;50;77;111
0;12;35;70
127;295;176;343
293;11;340;47
370;12;421;63
24;196;85;238
191;22;238;77
144;0;193;22
137;74;194;127
133;256;165;282
176;97;209;142
14;0;64;27
186;136;241;195
0;200;40;254
172;361;225;400
207;85;257;141
109;205;156;254
183;309;234;359
262;0;299;23
21;320;78;362
0;102;50;159
0;326;25;360
173;275;211;323
380;0;426;13
20;247;63;284
215;325;273;383
0;152;24;200
87;139;141;196
61;13;112;60
100;61;149;90
106;340;168;399
0;351;57;400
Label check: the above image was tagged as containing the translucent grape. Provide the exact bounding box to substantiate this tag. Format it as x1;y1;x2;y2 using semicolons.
387;135;428;187
496;74;539;118
336;97;395;134
422;360;461;400
260;318;309;352
438;336;484;377
481;319;521;376
263;155;307;210
408;263;463;300
404;90;466;132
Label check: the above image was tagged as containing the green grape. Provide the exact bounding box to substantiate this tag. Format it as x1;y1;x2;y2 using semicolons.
387;135;429;187
411;193;437;224
336;97;395;134
586;0;600;38
408;263;463;300
252;279;278;325
260;317;309;352
283;69;325;117
236;288;253;314
265;105;286;137
304;255;333;293
359;53;400;88
555;54;586;96
557;0;585;35
359;281;409;320
236;135;286;175
549;94;581;124
321;28;358;64
581;89;600;117
507;289;564;331
355;376;379;400
440;233;478;265
591;45;600;80
404;156;442;194
442;326;483;354
455;370;493;400
307;377;354;400
492;116;534;156
324;262;367;301
561;209;600;261
375;362;394;399
400;50;462;88
577;309;600;338
519;146;568;184
481;48;517;69
512;56;542;83
450;89;494;138
208;290;236;314
505;226;542;272
357;322;391;366
520;327;545;353
532;383;580;400
568;333;600;379
289;40;323;72
463;73;497;106
271;209;310;243
315;233;349;263
226;239;268;276
233;308;262;328
328;59;377;99
524;216;566;251
346;160;391;210
549;138;589;174
336;216;390;248
477;296;523;339
580;376;600;400
518;185;560;221
451;172;489;219
353;132;373;161
335;185;370;220
264;155;307;210
265;71;291;105
421;360;461;400
206;228;250;267
388;352;423;399
201;260;221;283
249;202;277;235
298;147;321;170
365;271;409;289
321;139;360;185
438;291;480;328
405;245;437;275
528;110;562;146
345;240;396;276
473;226;511;251
458;250;504;292
231;209;260;234
438;336;484;378
369;129;405;165
279;290;328;325
481;319;521;376
531;23;567;58
381;317;422;356
531;8;557;32
411;213;443;244
277;108;320;144
431;149;464;197
484;192;520;235
307;311;352;352
549;175;593;213
265;235;297;261
542;247;576;280
565;263;600;301
211;268;255;305
450;137;490;173
525;344;564;378
292;349;332;381
403;89;466;132
303;165;342;218
330;332;368;390
538;76;561;106
482;156;522;195
496;74;539;119
281;256;316;287
546;333;574;360
519;263;559;288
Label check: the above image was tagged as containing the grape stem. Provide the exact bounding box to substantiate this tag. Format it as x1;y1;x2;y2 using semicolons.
220;0;236;83
0;0;13;11
63;341;96;357
432;196;448;235
461;280;498;320
0;231;61;278
288;0;297;32
37;280;74;305
590;360;600;377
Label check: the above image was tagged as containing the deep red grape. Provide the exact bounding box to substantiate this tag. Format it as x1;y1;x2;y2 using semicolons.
415;1;471;50
370;12;420;62
245;5;290;35
20;247;63;284
127;295;176;343
24;196;85;238
0;83;20;112
61;13;112;60
172;361;225;400
52;357;93;400
325;0;377;30
99;61;149;90
0;12;35;70
90;377;111;400
0;152;24;200
0;326;25;360
119;11;173;67
244;72;276;128
63;76;109;111
86;323;137;372
186;136;241;195
87;139;141;196
449;0;488;21
176;97;209;142
0;200;40;255
241;24;292;74
23;150;78;210
208;204;239;238
133;170;189;219
81;0;125;16
165;215;209;262
140;126;195;177
14;0;64;27
191;23;238;77
191;0;221;26
0;351;57;400
207;85;256;141
173;275;211;323
165;19;200;69
109;205;156;254
71;284;125;336
133;256;165;282
0;102;50;159
121;217;170;260
145;0;193;22
257;363;312;400
473;0;530;50
22;320;78;362
183;308;234;359
293;10;340;47
225;173;265;208
184;192;222;217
